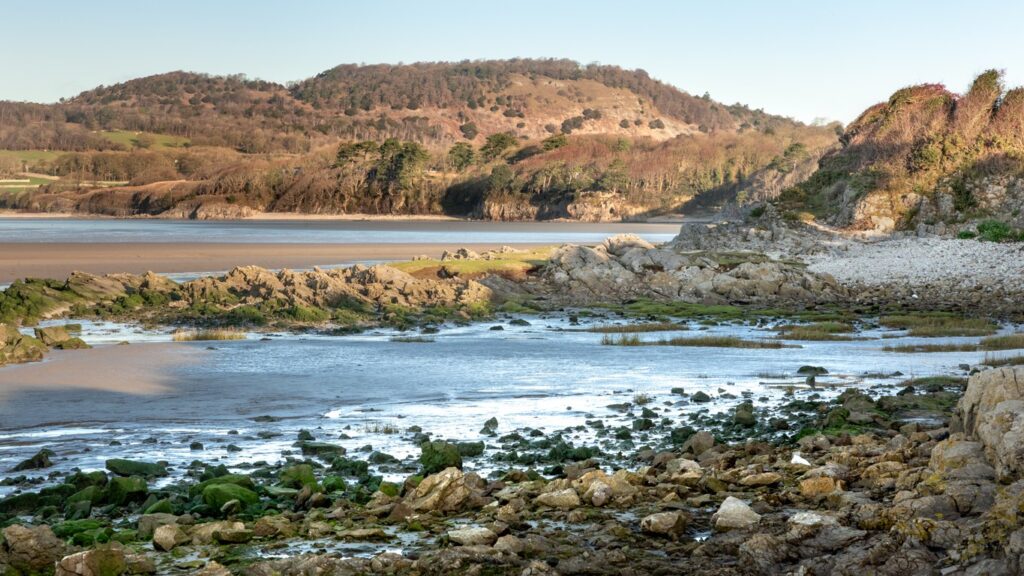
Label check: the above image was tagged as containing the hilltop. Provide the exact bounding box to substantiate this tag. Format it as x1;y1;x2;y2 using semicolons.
777;69;1024;233
0;59;838;221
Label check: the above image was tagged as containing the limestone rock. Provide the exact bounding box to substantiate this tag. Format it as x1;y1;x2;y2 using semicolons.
534;488;581;509
447;526;497;546
640;511;688;536
713;496;761;531
55;543;127;576
153;524;189;551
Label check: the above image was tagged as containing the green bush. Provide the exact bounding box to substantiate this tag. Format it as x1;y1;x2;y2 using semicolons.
957;230;977;239
977;220;1013;242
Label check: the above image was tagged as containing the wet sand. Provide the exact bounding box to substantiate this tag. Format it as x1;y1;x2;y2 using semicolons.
0;242;550;283
0;342;195;402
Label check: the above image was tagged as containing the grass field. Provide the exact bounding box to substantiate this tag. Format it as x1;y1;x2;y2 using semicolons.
0;175;55;194
391;248;552;279
100;130;190;149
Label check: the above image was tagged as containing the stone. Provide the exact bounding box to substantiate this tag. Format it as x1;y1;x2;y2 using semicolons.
213;528;253;544
336;528;389;541
640;511;688;536
682;431;715;456
137;513;179;540
279;464;318;489
253;515;294;538
202;483;259;511
974;399;1024;482
106;476;148;506
534;488;581;509
740;472;782;487
420;441;463;474
447;526;497;546
2;524;66;574
153;524;189;551
799;476;842;498
734;402;757;427
105;458;167;477
713;496;761;531
190;521;245;545
55;543;127;576
401;467;478;514
34;325;71;346
11;448;54;471
956;366;1024;436
493;534;524;554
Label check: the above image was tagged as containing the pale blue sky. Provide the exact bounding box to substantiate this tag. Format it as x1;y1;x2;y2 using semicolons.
4;0;1023;123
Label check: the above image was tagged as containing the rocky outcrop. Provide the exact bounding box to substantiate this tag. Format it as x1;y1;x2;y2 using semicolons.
955;367;1024;482
0;324;47;366
538;234;844;306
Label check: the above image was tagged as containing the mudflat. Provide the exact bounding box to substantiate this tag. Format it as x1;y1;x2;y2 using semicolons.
0;242;549;283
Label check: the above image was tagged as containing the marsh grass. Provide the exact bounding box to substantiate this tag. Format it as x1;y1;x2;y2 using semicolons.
983;353;1024;367
633;393;653;405
582;322;684;334
172;329;246;341
602;333;793;349
880;314;998;337
775;321;859;341
882;334;1024;353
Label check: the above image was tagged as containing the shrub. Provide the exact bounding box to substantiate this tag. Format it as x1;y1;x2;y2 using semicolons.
977;220;1013;242
957;230;977;239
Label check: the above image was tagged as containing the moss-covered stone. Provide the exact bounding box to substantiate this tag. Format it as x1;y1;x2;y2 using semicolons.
106;476;148;506
202;483;260;510
105;458;167;478
419;441;463;474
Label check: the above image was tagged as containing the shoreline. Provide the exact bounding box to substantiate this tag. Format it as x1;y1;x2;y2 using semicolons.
0;242;552;284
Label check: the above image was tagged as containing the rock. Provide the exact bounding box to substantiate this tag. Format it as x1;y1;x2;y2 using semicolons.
105;458;167;477
279;464;318;489
712;496;761;531
253;515;295;538
734;402;757;427
192;562;232;576
213;528;253;544
640;511;688;537
137;513;179;539
974;400;1024;482
799;476;843;498
740;472;782;487
691;391;711;403
11;448;54;471
153;524;189;551
682;431;715;456
400;467;479;514
419;441;463;474
2;524;66;574
106;476;148;506
928;439;996;481
34;325;71;346
202;483;259;511
583;480;613;506
956;366;1024;436
299;441;346;458
493;534;524;554
534;488;581;509
190;521;245;545
447;526;497;546
55;543;127;576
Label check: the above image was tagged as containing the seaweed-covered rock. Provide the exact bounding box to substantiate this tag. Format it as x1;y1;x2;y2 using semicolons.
202;483;259;510
2;524;67;574
420;441;463;474
105;459;167;478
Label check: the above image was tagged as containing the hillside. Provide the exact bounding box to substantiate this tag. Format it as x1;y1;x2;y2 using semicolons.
778;69;1024;232
0;59;838;220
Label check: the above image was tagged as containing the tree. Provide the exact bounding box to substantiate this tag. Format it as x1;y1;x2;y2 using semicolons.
448;142;475;171
597;158;629;193
335;141;379;166
459;122;478;140
541;134;568;151
133;133;155;149
486;164;516;195
374;139;428;192
480;132;517;161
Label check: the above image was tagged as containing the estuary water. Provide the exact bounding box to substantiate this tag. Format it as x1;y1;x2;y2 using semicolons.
0;218;680;244
0;315;1003;494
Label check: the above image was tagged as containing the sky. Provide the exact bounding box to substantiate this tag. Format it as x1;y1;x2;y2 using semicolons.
3;0;1023;124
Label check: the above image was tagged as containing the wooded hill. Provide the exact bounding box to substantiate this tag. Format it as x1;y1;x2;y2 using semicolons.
0;59;839;220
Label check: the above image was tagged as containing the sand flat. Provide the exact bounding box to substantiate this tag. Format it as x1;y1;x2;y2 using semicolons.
0;342;196;400
0;242;550;283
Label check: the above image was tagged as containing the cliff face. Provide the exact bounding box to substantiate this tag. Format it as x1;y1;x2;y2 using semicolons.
779;70;1024;231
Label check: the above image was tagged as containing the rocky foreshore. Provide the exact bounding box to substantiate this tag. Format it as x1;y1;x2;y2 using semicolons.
1;364;1022;575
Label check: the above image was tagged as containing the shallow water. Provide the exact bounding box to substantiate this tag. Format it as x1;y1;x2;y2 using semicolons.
0;315;1005;494
0;218;679;244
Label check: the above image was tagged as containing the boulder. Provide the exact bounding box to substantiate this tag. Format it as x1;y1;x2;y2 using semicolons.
55;543;127;576
105;459;167;478
153;524;189;551
400;467;479;514
799;476;843;498
202;483;259;511
640;511;688;536
190;521;245;545
420;441;463;474
534;488;581;509
34;325;71;346
740;472;782;487
2;524;67;574
713;496;761;531
975;400;1024;483
956;367;1024;436
137;513;179;540
447;526;497;546
106;476;148;506
11;448;54;471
